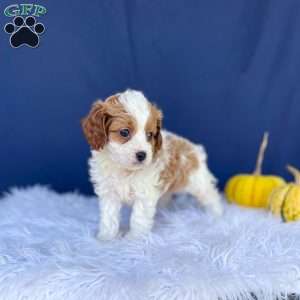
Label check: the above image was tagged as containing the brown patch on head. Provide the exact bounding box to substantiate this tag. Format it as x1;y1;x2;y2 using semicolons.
145;103;163;156
159;135;199;193
81;94;137;150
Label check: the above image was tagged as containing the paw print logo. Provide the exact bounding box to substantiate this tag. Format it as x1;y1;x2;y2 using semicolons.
4;16;45;48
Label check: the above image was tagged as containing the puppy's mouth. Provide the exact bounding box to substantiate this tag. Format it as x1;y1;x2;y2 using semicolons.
132;161;146;168
133;160;145;165
126;159;148;171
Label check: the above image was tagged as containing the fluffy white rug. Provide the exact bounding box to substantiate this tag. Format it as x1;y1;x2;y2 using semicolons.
1;186;300;300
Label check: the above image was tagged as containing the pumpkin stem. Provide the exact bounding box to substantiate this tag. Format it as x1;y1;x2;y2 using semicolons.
287;165;300;185
253;132;269;175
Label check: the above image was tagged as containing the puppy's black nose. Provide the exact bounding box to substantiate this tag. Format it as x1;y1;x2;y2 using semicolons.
136;151;146;162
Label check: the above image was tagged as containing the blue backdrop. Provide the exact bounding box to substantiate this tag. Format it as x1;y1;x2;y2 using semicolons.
1;0;300;194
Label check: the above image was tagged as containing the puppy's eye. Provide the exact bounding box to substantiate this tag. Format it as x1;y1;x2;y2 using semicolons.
119;128;130;138
146;132;153;140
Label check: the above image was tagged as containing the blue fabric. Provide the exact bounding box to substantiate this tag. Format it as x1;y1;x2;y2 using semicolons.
1;0;300;194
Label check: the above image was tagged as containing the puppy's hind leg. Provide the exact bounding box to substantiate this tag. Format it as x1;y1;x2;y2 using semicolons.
187;165;223;217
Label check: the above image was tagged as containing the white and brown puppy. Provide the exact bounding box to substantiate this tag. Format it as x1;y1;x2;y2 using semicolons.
81;90;223;240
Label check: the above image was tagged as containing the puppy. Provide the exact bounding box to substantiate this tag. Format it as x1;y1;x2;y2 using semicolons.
81;90;223;240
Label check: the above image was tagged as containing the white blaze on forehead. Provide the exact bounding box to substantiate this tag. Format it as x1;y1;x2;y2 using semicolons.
118;90;150;130
106;90;154;169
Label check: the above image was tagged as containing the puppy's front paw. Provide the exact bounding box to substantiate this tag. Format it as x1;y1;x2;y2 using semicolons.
97;231;119;241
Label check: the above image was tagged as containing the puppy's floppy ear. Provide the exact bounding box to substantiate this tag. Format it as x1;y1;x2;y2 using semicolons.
154;107;163;154
81;100;109;150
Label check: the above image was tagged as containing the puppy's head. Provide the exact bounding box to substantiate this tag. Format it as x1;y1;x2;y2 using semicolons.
81;90;163;170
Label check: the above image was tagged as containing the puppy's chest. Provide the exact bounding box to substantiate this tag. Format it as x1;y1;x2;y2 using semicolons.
99;168;161;204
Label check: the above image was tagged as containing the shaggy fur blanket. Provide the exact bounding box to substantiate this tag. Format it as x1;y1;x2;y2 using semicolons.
0;186;300;300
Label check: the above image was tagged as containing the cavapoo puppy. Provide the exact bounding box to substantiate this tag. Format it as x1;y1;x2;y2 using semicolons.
81;90;223;240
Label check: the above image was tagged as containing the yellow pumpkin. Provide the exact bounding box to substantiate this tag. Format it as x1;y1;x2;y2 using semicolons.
269;165;300;222
225;132;285;208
